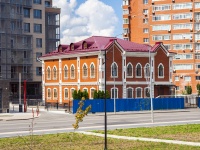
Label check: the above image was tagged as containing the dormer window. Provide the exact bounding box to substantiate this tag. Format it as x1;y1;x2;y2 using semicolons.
71;44;74;51
83;42;87;49
59;46;62;52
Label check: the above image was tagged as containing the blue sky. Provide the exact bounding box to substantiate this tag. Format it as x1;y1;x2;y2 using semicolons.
53;0;123;44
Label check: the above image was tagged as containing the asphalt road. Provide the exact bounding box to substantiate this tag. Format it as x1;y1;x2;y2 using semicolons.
0;109;200;138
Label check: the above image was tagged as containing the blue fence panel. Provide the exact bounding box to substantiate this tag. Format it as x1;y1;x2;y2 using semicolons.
73;98;184;114
198;97;200;108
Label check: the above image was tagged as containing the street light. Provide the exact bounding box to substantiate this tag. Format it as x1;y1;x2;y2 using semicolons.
104;49;107;150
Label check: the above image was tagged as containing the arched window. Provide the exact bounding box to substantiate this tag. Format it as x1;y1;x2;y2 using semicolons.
144;63;150;77
136;87;142;98
90;88;95;99
136;63;142;77
47;67;51;79
53;66;57;79
83;42;87;49
144;87;150;98
64;88;68;99
158;63;164;77
47;88;51;98
111;87;118;98
64;65;68;79
127;63;133;77
53;88;57;99
127;87;133;98
90;63;95;78
83;64;88;77
111;62;118;77
70;65;75;78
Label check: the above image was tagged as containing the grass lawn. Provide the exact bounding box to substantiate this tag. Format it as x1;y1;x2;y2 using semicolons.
0;132;199;150
95;124;200;142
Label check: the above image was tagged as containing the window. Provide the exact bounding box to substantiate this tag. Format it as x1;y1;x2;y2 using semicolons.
34;0;41;4
64;65;68;79
123;9;129;15
111;62;118;77
143;9;148;14
153;5;171;11
23;66;27;73
90;63;95;78
34;9;42;19
195;54;200;59
36;52;42;61
196;76;200;80
53;88;57;99
34;24;42;33
174;76;179;81
64;88;68;99
24;8;30;18
83;64;88;77
127;63;133;77
11;39;14;48
136;63;142;77
173;23;192;30
24;23;30;32
23;51;27;58
36;67;42;76
123;0;129;5
195;63;200;69
158;64;164;77
143;38;149;43
173;44;192;50
90;88;95;99
174;54;193;60
152;15;171;21
127;88;133;98
164;44;171;50
152;25;171;31
173;3;192;10
70;65;75;79
123;28;129;34
71;88;75;99
173;13;192;20
143;0;148;4
144;87;150;98
143;28;149;33
153;35;171;41
143;18;148;23
83;42;87;49
184;76;191;81
136;88;142;98
47;88;51;98
53;66;57;79
45;1;50;7
174;64;193;70
144;63;150;77
47;67;51;79
111;88;118;99
173;34;192;40
36;38;42;48
123;18;129;24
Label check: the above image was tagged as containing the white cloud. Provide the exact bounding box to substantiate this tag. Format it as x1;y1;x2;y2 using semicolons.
53;0;118;44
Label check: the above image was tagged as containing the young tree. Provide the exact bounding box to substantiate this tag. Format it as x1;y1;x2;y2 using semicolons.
72;90;78;100
82;90;89;99
197;83;200;96
105;90;110;99
93;90;98;99
77;90;82;100
186;85;192;95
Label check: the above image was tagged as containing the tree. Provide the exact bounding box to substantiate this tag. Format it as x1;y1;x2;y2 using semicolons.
105;90;110;99
93;90;98;99
197;83;200;96
186;85;192;95
72;90;78;100
82;90;89;99
77;90;82;100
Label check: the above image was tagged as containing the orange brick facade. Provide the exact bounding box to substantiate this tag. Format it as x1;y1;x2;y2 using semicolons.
123;0;200;94
40;36;175;106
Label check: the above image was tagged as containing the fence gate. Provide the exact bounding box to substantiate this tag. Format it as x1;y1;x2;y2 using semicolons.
0;89;2;112
184;95;198;108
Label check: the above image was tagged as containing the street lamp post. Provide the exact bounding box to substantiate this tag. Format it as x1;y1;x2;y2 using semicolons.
104;49;107;150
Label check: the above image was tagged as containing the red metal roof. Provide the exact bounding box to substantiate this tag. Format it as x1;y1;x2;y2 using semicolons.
41;36;170;58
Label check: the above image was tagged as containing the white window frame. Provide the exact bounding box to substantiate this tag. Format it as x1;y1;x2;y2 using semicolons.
111;62;118;78
158;63;164;78
70;64;75;79
153;4;171;11
123;18;129;24
90;88;95;99
47;88;51;99
90;63;95;78
127;87;133;98
70;88;75;100
53;66;57;80
47;66;51;80
136;87;142;98
64;88;69;100
111;87;118;99
53;88;58;100
144;87;150;98
127;62;133;78
174;76;179;81
174;64;193;70
64;65;68;79
135;63;142;78
173;3;192;10
184;76;191;81
144;63;150;77
82;63;88;78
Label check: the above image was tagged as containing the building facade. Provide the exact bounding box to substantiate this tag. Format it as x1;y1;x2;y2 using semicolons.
122;0;200;94
0;0;60;112
40;36;175;106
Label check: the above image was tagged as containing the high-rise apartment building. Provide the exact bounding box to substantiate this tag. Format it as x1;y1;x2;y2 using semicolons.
0;0;60;112
122;0;200;94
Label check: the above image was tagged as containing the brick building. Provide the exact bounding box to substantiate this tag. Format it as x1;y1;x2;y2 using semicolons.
40;36;175;106
122;0;200;94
